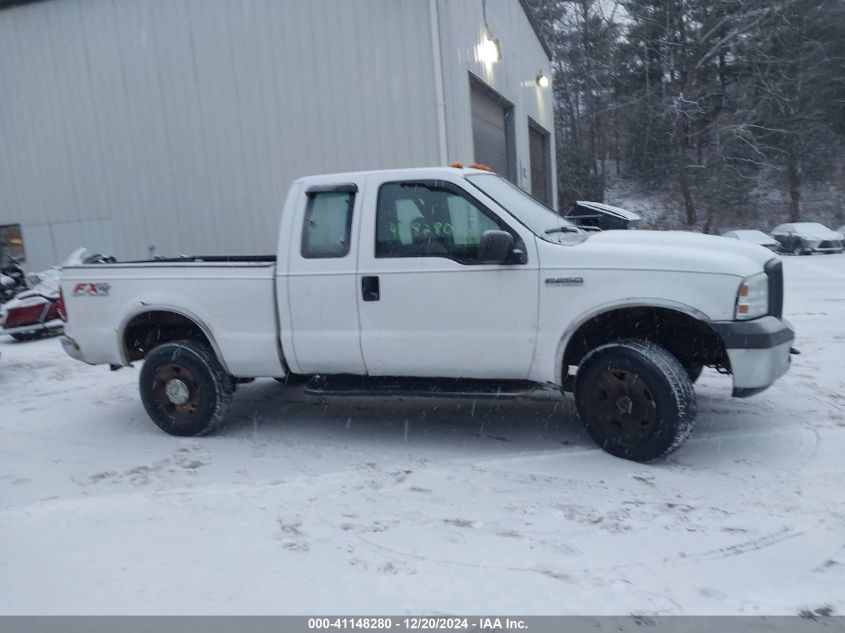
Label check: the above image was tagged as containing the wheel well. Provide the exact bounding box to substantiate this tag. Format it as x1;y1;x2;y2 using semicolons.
123;310;213;362
562;307;729;375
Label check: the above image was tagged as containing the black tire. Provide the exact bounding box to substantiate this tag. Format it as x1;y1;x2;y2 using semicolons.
683;361;704;383
139;340;235;437
574;339;696;462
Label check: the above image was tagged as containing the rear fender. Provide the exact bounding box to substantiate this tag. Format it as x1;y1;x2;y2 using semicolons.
116;302;230;374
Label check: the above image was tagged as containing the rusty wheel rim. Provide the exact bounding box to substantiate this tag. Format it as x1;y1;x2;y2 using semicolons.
585;367;657;446
151;364;201;420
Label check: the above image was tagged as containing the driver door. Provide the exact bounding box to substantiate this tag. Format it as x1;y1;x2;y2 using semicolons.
356;175;540;379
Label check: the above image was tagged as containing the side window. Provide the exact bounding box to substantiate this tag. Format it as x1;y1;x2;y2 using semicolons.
376;181;521;263
301;190;355;258
446;196;499;247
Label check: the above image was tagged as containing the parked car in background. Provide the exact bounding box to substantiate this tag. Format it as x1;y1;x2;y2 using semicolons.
722;230;781;252
770;222;844;255
565;201;641;231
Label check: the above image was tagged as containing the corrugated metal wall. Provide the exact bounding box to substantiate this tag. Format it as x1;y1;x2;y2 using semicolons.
0;0;554;270
436;0;557;208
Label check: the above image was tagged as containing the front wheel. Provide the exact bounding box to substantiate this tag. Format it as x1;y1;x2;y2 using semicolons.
139;340;235;436
574;340;696;462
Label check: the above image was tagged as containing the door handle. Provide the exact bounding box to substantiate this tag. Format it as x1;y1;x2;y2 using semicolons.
362;275;380;301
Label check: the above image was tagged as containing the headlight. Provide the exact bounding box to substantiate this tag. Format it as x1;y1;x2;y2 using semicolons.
735;272;768;320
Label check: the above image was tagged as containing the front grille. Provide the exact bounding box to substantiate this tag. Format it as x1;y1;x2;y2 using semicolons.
818;240;842;249
765;259;783;318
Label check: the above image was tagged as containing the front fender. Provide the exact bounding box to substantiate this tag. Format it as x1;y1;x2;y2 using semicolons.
552;299;713;386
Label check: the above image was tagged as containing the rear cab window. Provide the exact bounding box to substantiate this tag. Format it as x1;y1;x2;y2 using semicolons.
301;184;357;258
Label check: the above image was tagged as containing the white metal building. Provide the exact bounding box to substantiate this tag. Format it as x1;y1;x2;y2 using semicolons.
0;0;555;270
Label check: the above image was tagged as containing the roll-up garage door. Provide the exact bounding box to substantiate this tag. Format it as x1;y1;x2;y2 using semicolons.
470;79;514;182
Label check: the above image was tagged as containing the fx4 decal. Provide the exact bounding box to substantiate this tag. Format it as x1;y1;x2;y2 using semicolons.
73;282;111;297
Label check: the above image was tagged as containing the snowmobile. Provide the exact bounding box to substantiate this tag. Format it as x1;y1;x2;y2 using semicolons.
0;268;63;341
0;249;111;342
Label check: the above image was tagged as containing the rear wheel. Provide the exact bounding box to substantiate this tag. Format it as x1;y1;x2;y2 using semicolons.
139;340;235;436
574;339;696;462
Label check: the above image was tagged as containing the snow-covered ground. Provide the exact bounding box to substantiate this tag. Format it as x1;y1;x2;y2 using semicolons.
1;256;844;616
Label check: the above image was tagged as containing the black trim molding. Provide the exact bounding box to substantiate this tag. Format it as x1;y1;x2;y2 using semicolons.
711;316;794;350
305;183;358;196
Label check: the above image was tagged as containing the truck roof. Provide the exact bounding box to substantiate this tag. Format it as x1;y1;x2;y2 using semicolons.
293;166;492;184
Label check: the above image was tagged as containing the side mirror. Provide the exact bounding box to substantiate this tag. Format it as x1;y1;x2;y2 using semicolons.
479;230;515;264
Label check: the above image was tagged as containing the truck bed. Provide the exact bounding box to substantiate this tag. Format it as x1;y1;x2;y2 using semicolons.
60;257;285;378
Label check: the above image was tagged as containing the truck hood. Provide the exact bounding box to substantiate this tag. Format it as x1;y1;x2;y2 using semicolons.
553;230;777;277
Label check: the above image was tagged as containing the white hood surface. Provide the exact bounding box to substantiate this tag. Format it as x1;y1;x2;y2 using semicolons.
552;230;778;278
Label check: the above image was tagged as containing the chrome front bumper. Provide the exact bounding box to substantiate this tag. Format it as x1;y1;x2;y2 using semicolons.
711;316;795;397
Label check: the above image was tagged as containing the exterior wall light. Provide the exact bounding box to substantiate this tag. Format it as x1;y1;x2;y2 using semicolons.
477;0;501;63
478;32;502;63
536;73;549;88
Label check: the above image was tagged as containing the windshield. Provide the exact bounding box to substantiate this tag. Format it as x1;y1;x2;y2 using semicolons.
465;173;587;244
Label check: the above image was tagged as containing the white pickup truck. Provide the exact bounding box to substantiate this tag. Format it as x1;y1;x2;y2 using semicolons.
60;166;794;461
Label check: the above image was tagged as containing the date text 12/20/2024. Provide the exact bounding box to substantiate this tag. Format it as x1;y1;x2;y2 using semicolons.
307;618;527;630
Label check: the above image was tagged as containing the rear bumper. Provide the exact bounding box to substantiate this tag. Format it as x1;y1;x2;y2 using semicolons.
807;239;844;253
711;316;794;397
60;335;88;363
